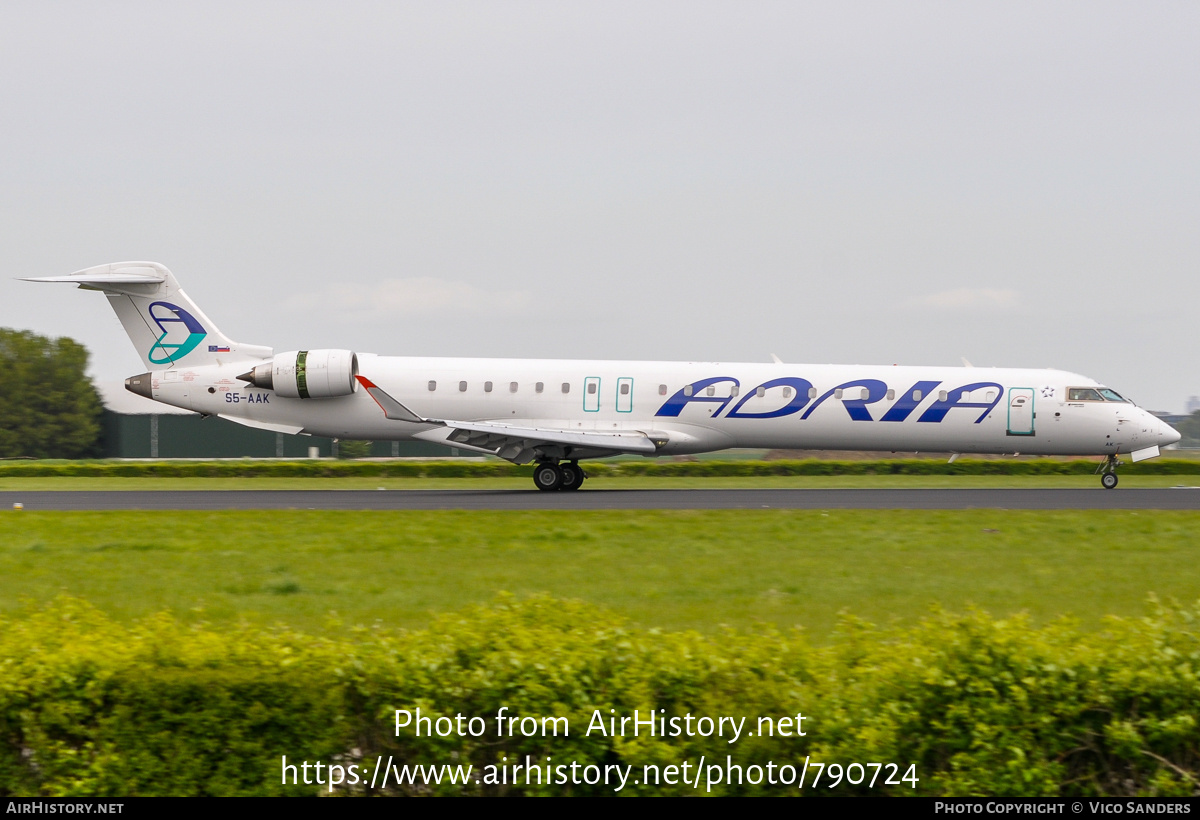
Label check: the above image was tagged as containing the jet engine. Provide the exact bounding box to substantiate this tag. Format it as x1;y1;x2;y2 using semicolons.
238;349;359;398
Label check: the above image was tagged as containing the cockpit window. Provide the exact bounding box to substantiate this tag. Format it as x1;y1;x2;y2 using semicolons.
1067;387;1129;402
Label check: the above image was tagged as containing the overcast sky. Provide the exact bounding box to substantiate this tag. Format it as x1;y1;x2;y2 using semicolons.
3;2;1197;412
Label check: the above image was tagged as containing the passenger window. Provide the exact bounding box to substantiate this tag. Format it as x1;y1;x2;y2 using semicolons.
620;383;630;395
834;388;843;399
860;388;869;400
706;385;716;397
913;390;922;401
484;381;493;393
684;385;694;397
459;381;467;392
808;387;817;399
587;382;597;395
536;382;544;393
730;385;739;397
510;382;518;393
782;387;792;399
562;382;570;394
886;389;895;401
659;384;668;396
428;380;437;391
985;390;996;402
938;390;948;402
756;386;765;398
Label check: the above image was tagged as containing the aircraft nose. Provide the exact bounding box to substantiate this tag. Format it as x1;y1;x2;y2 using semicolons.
1160;421;1182;447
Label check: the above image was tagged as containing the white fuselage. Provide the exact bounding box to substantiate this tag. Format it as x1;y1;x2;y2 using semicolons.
29;262;1181;473
149;356;1178;459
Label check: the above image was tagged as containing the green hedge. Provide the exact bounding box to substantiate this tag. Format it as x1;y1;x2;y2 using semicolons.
2;597;1198;796
2;457;1198;478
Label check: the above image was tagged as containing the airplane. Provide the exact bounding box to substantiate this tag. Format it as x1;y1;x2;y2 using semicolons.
26;261;1182;490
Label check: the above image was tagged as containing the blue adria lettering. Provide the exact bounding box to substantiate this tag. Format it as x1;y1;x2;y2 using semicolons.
880;381;943;422
725;377;814;419
655;377;1002;424
655;377;741;418
801;379;889;422
916;381;1003;424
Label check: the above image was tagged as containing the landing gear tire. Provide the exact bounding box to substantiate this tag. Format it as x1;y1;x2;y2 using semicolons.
533;463;564;491
560;461;585;491
1098;454;1122;490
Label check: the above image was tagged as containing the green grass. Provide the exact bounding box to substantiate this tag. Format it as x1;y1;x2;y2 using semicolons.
1;510;1196;639
2;474;1199;490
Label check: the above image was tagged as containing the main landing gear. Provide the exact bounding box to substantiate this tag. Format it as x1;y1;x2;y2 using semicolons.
533;461;586;491
1097;454;1122;490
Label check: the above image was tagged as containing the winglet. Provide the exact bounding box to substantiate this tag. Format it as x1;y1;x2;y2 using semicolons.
355;375;432;424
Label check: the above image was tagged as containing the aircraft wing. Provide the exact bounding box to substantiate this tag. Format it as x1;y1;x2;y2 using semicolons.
435;421;659;456
356;376;662;462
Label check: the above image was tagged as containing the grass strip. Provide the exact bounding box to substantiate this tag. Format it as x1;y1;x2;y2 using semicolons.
1;510;1196;638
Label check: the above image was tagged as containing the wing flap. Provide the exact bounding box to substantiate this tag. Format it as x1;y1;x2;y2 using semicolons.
443;421;658;454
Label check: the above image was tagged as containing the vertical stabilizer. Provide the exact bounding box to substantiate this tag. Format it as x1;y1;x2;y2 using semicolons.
23;262;272;370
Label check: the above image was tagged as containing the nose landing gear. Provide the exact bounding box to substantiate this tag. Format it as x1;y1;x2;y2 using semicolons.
1097;454;1122;489
532;460;587;491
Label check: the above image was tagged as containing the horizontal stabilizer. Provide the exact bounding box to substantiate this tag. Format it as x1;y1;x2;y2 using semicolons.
22;272;167;287
22;262;168;292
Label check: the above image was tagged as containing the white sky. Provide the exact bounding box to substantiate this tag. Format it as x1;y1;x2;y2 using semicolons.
3;2;1197;412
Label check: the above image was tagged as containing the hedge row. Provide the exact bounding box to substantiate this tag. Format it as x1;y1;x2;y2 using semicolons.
2;457;1199;478
2;597;1198;796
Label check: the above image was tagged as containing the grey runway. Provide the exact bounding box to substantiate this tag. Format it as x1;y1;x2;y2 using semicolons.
3;488;1199;511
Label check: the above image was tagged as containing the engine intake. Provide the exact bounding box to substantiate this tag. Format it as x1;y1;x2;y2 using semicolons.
238;350;359;399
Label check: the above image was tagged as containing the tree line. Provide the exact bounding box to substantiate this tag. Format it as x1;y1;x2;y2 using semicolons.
0;328;102;458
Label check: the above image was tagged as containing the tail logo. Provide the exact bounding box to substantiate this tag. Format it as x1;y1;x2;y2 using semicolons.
147;301;207;364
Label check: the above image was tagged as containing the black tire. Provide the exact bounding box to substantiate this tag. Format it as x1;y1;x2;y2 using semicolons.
560;462;585;491
1101;472;1118;490
533;463;563;491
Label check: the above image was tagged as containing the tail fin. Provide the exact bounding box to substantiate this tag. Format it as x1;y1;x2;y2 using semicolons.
23;261;272;369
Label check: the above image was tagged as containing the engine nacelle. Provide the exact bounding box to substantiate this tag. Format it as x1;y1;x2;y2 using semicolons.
239;350;359;399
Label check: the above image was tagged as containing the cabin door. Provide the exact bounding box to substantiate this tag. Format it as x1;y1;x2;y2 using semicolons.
616;377;634;413
1007;387;1035;436
584;377;601;412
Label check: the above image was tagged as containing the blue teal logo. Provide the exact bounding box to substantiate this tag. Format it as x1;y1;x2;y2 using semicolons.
147;301;206;364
